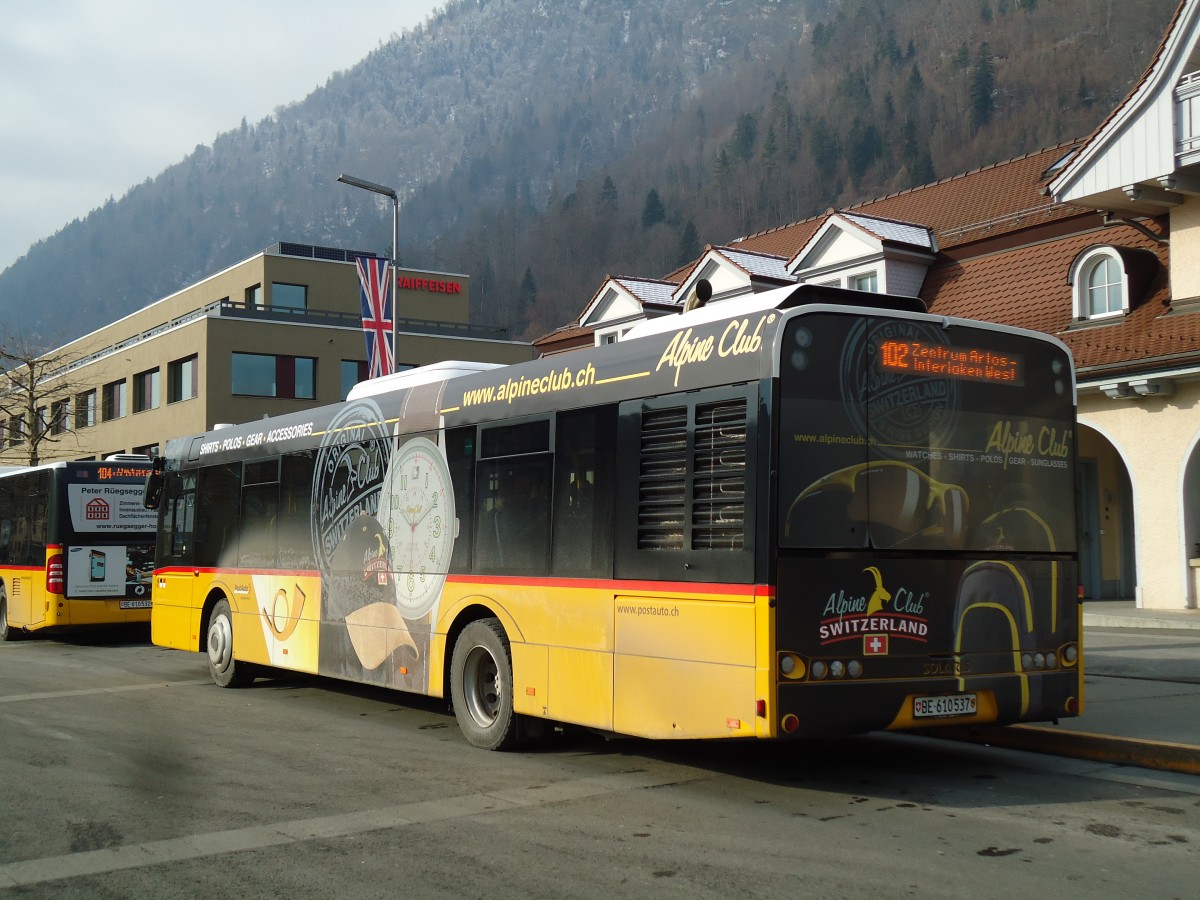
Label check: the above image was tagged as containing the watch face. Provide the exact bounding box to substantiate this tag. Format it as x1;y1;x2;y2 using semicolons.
376;436;457;618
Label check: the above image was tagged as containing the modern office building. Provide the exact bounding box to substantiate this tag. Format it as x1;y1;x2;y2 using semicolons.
0;242;533;464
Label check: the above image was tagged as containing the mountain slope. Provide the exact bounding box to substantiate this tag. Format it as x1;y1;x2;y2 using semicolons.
0;0;1175;347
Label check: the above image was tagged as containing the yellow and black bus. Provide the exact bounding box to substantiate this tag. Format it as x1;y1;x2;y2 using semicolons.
1;458;156;640
145;284;1080;749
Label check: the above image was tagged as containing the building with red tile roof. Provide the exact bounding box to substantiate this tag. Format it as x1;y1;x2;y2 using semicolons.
537;0;1200;611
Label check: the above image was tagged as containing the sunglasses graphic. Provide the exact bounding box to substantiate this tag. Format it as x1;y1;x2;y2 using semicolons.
785;461;969;549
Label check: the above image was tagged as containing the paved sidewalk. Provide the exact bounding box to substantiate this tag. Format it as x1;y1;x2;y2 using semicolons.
1082;599;1200;631
937;601;1200;775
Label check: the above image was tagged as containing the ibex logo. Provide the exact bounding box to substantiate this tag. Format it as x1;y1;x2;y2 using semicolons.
818;566;931;650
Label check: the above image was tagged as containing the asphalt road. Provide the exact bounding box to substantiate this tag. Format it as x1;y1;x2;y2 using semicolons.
1;627;1198;898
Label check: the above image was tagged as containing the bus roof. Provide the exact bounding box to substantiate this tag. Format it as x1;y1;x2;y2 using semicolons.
621;283;926;342
347;360;505;400
0;458;153;481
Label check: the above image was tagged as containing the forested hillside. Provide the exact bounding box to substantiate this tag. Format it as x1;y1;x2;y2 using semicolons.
0;0;1176;346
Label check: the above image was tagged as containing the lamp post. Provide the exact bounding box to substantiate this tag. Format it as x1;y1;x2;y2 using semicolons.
337;173;399;372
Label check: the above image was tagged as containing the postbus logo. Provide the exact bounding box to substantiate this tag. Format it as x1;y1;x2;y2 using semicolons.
85;498;112;521
839;319;960;454
311;400;392;572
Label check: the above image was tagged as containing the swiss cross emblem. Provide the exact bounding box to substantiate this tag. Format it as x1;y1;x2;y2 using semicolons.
864;634;889;656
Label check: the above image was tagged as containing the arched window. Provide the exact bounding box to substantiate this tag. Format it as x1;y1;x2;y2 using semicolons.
1070;247;1128;321
1086;255;1122;316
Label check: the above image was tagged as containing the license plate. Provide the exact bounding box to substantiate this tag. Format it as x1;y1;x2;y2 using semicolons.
120;599;152;609
914;693;977;719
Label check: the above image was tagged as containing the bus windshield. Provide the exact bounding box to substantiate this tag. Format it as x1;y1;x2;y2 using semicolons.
778;313;1075;554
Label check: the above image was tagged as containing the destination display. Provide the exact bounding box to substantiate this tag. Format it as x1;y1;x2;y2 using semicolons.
877;338;1023;385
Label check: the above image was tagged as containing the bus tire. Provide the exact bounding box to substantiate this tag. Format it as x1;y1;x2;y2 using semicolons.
206;598;254;688
450;618;522;750
0;588;16;642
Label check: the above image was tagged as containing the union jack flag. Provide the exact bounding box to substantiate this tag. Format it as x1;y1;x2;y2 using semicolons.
356;256;394;378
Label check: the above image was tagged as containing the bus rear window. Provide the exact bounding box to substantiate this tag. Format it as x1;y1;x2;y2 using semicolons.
778;314;1075;554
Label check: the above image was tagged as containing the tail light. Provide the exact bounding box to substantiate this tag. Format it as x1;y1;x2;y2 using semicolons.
46;550;65;595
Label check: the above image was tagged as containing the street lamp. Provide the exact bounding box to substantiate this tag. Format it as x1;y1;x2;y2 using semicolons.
338;173;399;372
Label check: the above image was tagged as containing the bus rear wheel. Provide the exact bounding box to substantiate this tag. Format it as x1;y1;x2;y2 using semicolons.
450;618;523;750
0;589;16;642
207;598;254;688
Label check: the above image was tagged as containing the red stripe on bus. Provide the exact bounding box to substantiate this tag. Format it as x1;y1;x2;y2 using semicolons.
151;566;774;598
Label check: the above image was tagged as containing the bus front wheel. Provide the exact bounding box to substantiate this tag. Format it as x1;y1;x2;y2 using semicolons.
450;618;522;750
207;598;254;688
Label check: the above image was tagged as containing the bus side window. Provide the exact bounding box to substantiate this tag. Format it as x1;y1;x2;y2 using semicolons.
0;478;11;564
239;459;280;569
175;493;195;559
277;452;316;570
28;473;49;564
475;458;551;575
195;464;241;569
445;427;475;573
552;405;616;577
473;418;552;576
157;473;196;563
2;472;32;566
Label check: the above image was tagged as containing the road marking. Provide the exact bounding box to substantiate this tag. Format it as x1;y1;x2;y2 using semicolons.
0;680;211;704
0;769;694;889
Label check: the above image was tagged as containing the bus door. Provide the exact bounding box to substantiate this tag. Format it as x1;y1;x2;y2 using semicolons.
153;471;200;647
0;469;50;628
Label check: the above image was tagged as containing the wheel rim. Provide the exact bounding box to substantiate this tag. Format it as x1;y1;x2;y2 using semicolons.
461;643;502;727
208;613;232;671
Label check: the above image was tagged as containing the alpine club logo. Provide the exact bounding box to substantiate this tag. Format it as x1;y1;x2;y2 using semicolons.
85;498;111;521
818;566;930;653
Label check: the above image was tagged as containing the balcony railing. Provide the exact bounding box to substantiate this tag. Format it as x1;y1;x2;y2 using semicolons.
215;300;509;340
29;301;510;388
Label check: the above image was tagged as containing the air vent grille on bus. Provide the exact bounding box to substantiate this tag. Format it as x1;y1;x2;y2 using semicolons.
635;397;748;552
692;399;747;550
637;406;687;550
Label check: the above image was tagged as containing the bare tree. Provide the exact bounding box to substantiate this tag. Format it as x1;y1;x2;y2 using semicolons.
0;332;92;466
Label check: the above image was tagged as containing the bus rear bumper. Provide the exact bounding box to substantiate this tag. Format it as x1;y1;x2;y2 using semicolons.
775;670;1082;739
54;597;153;627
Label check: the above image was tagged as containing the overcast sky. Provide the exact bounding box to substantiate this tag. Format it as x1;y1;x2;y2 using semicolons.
0;0;444;273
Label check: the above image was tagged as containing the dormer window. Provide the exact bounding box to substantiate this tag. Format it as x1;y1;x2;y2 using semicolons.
851;271;879;292
1085;254;1123;316
596;327;626;345
1071;247;1129;320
